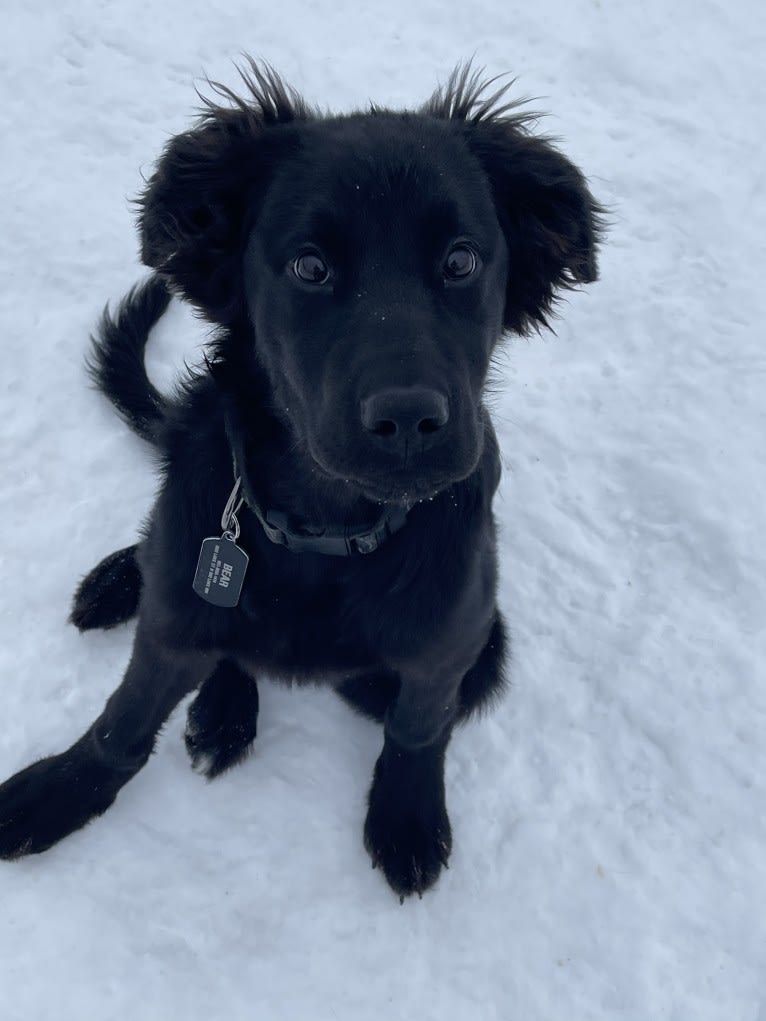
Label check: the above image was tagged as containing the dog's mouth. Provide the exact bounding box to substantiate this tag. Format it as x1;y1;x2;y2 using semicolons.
308;447;480;507
353;473;455;506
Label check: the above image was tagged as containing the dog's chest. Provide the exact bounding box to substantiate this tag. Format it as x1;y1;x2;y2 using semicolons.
232;557;373;676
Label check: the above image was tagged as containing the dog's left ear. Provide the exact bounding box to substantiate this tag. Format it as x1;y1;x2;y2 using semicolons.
465;120;606;334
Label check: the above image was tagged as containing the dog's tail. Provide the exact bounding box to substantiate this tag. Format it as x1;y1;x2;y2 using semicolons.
88;276;172;445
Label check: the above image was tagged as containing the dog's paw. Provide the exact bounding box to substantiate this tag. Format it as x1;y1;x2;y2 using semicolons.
184;661;259;780
0;750;120;859
363;755;452;901
70;545;142;632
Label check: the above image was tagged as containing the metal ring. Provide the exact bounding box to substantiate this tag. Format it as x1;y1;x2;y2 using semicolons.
220;476;244;533
222;515;240;542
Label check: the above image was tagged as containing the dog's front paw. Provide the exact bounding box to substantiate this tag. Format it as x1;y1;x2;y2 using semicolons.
0;749;119;859
363;752;452;901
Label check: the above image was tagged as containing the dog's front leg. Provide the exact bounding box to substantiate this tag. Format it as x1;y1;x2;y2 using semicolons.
363;670;462;901
0;623;212;859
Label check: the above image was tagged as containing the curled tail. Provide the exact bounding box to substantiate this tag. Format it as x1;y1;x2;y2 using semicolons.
73;277;172;631
88;275;171;445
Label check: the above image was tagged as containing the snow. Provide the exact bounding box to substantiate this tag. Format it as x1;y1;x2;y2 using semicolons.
1;0;765;1017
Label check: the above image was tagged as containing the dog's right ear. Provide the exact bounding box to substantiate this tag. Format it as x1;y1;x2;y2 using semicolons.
138;62;309;322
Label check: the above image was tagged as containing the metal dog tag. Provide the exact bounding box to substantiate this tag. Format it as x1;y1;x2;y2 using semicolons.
192;477;248;607
193;533;249;607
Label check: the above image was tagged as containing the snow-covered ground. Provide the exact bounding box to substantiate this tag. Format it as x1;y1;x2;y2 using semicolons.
1;1;764;1018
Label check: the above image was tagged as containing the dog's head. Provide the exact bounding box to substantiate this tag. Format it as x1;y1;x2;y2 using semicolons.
139;62;604;505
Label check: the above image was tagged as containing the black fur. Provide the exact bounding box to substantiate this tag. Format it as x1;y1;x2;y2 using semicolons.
87;276;171;444
185;659;260;779
70;544;143;631
0;61;604;897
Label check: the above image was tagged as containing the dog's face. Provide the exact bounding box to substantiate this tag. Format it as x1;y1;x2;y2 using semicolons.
242;116;508;503
139;64;603;504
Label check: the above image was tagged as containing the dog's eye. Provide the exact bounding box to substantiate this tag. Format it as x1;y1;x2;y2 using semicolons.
444;244;478;281
292;252;331;285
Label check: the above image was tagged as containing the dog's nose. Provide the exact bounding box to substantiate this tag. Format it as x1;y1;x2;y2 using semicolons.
360;386;449;450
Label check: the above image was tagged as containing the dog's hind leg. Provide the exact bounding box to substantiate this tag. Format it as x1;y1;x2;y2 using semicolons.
0;622;212;859
185;659;259;779
335;668;401;724
336;621;507;726
70;544;142;632
457;612;509;720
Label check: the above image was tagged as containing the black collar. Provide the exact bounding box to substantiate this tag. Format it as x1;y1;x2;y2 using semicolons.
244;497;409;557
224;410;409;557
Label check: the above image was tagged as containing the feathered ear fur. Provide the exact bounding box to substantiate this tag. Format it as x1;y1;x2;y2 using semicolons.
142;59;603;331
138;60;311;322
424;65;607;334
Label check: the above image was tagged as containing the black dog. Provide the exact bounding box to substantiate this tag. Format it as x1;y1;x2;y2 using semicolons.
0;62;603;898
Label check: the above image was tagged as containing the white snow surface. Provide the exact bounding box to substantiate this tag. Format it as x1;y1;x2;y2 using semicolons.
1;1;764;1018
